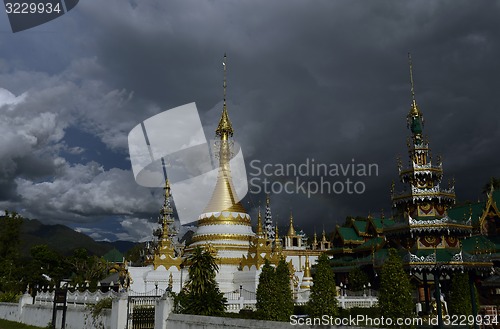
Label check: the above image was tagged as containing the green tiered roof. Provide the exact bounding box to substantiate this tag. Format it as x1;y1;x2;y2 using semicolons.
335;227;364;243
354;237;385;252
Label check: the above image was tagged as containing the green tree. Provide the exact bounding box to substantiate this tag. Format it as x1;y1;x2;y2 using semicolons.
125;243;146;266
307;253;338;317
448;272;478;316
378;248;414;321
68;249;109;289
28;245;69;288
275;258;294;321
348;267;369;291
0;212;23;293
256;259;277;320
0;211;23;260
178;246;226;316
256;258;293;321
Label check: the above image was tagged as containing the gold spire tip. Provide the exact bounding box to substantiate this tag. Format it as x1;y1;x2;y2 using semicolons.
223;53;227;103
408;52;416;103
215;53;234;138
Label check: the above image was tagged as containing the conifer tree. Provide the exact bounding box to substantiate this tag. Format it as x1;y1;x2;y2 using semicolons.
379;248;414;321
256;259;278;320
307;253;338;317
448;272;478;316
275;258;294;321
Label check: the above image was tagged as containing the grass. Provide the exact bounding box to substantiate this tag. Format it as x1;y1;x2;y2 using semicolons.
0;319;45;329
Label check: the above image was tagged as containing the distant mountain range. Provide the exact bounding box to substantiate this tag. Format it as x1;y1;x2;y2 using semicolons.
19;218;137;257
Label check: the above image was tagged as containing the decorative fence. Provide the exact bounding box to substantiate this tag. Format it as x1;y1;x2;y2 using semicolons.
224;288;257;313
223;287;378;311
34;290;119;306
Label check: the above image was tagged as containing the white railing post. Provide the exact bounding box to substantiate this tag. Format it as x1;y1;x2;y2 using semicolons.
110;292;128;329
155;293;174;329
18;292;33;323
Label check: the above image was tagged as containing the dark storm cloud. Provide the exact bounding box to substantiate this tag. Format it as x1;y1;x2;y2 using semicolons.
0;0;499;239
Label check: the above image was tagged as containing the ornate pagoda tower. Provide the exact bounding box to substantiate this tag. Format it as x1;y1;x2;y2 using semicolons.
387;54;462;245
386;55;484;257
385;54;492;322
153;179;182;271
187;55;255;285
264;194;275;239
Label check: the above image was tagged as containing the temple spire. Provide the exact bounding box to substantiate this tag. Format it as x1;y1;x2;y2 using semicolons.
203;54;245;214
215;53;234;140
256;207;264;236
287;211;296;236
303;255;311;278
264;194;275;239
406;53;424;141
274;223;281;247
159;179;174;245
409;52;417;105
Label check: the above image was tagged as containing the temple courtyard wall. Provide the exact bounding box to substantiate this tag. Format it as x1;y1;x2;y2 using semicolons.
0;291;377;329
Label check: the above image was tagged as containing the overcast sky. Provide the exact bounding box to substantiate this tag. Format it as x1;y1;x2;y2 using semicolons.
0;0;499;242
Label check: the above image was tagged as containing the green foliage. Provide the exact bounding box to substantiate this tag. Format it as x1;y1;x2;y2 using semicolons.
68;248;109;288
0;212;24;293
88;297;113;318
125;243;146;266
256;258;293;321
86;297;113;329
0;212;23;260
0;291;21;302
256;259;277;320
178;246;226;316
0;319;45;329
307;253;338;317
448;272;478;316
275;258;294;321
28;245;69;286
378;249;414;322
348;267;369;291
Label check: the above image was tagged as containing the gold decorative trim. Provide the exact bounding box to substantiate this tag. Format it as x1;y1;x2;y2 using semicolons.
190;233;254;243
153;255;183;271
197;217;252;227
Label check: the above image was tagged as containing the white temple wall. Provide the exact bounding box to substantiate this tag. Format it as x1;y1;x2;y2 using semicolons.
234;268;261;293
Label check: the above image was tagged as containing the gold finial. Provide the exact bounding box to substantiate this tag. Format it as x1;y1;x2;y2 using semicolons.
164;179;171;200
266;193;270;206
215;53;234;139
257;207;264;236
304;255;311;277
223;53;227;105
322;227;327;242
287;211;296;236
407;53;423;120
409;52;416;104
